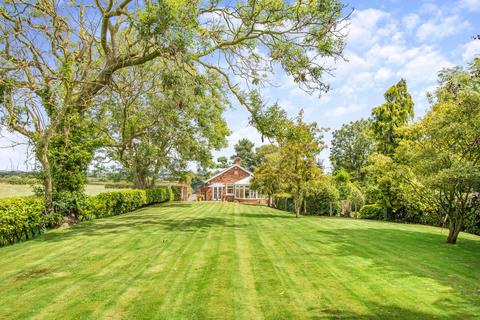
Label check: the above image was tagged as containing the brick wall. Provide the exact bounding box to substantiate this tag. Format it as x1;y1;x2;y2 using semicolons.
197;166;250;200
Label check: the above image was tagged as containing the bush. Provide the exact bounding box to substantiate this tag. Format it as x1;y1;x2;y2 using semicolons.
306;180;341;216
171;186;183;201
358;204;385;220
0;196;51;246
273;194;294;212
81;187;172;221
5;175;37;185
1;187;173;246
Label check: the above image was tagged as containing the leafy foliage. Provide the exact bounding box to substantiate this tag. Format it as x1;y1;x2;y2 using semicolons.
275;111;325;217
330;119;374;182
358;204;385;220
398;58;480;243
82;187;173;221
0;197;50;247
231;139;258;172
0;187;173;246
371;79;414;155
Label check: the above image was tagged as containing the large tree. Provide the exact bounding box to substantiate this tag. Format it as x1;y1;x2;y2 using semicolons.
330;119;374;182
250;144;280;206
0;0;347;214
278;111;325;218
399;58;480;244
101;62;229;188
231;138;257;171
371;79;414;155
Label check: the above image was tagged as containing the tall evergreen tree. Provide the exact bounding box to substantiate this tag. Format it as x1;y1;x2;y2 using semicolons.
231;139;258;171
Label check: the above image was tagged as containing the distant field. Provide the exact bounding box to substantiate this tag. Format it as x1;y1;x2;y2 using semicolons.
0;183;116;198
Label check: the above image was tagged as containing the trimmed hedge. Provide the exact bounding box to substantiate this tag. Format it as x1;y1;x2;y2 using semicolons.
0;187;173;247
0;197;47;247
358;204;385;220
81;187;173;220
171;186;183;201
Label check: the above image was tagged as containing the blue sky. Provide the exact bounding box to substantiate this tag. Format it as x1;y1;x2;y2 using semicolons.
215;0;480;171
1;0;479;171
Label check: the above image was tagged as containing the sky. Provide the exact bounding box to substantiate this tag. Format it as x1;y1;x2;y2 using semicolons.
1;0;479;171
214;0;480;171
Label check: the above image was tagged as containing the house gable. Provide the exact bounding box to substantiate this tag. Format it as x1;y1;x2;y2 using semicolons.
204;164;252;185
205;165;251;185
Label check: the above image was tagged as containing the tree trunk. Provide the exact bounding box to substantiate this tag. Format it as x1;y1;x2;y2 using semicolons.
446;214;463;244
43;167;54;214
293;196;301;218
37;146;54;214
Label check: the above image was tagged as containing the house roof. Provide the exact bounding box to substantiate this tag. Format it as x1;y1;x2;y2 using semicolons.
203;164;253;184
234;176;252;185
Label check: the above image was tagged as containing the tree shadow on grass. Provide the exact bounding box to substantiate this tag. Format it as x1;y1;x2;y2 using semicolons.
235;212;293;219
157;202;193;208
307;300;477;319
311;226;480;318
38;214;247;242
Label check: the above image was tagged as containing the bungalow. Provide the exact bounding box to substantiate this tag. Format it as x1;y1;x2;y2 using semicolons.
195;158;266;204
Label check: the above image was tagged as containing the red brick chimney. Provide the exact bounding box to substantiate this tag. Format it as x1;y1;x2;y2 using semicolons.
234;156;241;165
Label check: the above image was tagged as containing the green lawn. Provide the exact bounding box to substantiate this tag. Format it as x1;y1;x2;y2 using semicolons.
0;183;116;198
1;202;479;319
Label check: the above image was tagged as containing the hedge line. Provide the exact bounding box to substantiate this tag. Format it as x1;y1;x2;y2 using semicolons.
171;186;183;201
0;187;173;247
0;197;47;247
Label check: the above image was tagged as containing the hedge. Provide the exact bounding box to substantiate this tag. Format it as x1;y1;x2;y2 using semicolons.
80;187;173;220
0;197;47;247
171;186;183;201
357;204;385;220
0;187;173;247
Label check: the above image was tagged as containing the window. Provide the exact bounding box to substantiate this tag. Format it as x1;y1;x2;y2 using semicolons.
235;186;240;198
233;185;261;199
227;184;234;195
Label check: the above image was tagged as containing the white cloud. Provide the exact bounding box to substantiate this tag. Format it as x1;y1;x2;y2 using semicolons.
403;13;420;30
325;104;364;117
374;67;393;82
228;123;263;146
459;0;480;11
347;9;391;47
416;15;470;42
461;40;480;62
399;47;453;85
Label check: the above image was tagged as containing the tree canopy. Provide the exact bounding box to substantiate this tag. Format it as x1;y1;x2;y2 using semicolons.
0;0;348;214
398;58;480;243
330;119;374;182
371;79;414;155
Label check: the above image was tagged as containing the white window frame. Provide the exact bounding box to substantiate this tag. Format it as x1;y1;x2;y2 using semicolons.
234;185;260;199
226;184;234;195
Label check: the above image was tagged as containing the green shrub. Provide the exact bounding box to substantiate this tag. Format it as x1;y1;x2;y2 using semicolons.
171;186;183;201
1;187;173;246
6;175;37;185
0;196;50;246
274;194;294;212
81;187;172;221
358;204;385;220
306;178;341;216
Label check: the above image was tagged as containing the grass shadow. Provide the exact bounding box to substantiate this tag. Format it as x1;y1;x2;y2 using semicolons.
311;226;480;317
